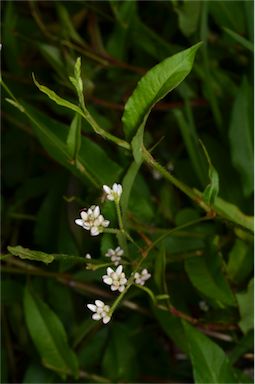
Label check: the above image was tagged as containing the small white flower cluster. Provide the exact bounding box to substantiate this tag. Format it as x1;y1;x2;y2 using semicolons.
87;264;127;324
87;300;111;324
75;183;152;325
103;183;122;202
75;205;109;236
75;183;122;236
105;246;123;266
134;269;151;286
102;265;127;292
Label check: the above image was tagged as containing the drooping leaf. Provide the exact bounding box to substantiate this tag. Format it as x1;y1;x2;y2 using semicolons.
23;286;79;378
183;320;238;383
7;245;54;264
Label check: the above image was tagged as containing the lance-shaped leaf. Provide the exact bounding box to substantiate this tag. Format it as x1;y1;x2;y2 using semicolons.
183;321;238;383
122;42;202;161
32;74;84;116
7;245;54;264
24;287;79;379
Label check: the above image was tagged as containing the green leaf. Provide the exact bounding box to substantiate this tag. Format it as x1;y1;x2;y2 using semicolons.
173;0;201;37
121;159;143;226
69;57;83;101
229;78;253;197
102;323;138;382
154;308;188;354
22;363;56;383
78;327;109;372
214;196;254;233
38;44;66;79
20;102;122;186
56;4;84;45
227;239;253;284
236;278;254;334
66;113;81;160
184;237;236;307
223;27;253;52
32;74;84;117
200;140;219;205
183;321;238;383
209;1;245;34
7;245;54;264
23;286;79;378
228;330;253;364
122;45;201;131
122;42;202;159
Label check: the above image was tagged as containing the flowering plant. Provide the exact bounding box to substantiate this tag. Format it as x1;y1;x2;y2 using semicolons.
1;3;253;383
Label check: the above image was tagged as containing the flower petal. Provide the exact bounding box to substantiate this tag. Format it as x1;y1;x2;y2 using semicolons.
91;227;99;236
103;277;113;285
94;206;100;218
92;313;101;320
87;304;97;312
107;267;114;275
116;265;123;275
103;185;111;194
80;211;88;221
102;220;110;227
75;219;84;227
95;300;104;307
103;316;111;324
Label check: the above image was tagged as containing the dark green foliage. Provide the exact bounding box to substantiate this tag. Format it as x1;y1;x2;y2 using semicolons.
1;1;253;383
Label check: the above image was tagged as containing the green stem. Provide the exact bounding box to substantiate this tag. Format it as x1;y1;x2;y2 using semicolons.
115;201;129;257
103;228;120;235
109;280;133;316
82;108;130;151
148;216;211;253
142;147;212;213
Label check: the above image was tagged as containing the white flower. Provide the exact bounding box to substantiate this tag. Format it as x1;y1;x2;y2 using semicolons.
85;253;91;259
102;265;127;292
105;246;124;266
87;300;111;324
134;269;151;286
199;300;209;312
75;205;110;236
103;183;122;202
